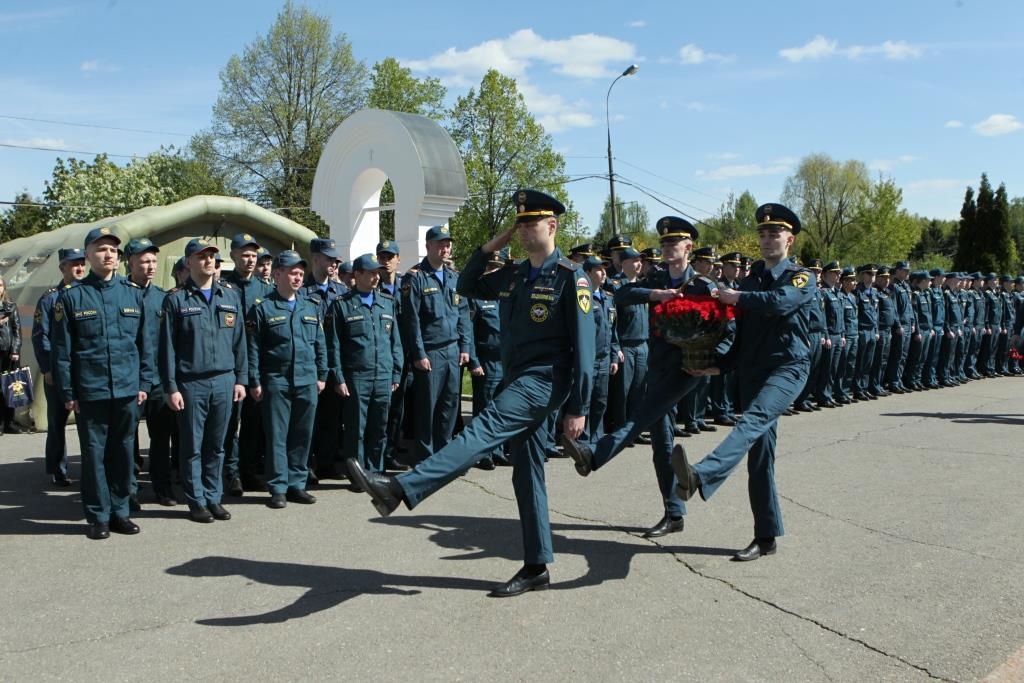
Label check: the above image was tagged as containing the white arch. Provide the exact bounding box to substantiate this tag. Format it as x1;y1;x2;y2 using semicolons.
311;109;468;261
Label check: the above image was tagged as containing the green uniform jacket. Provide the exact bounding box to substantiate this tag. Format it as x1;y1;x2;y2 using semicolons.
246;291;327;388
159;279;248;394
327;289;403;386
457;247;596;416
399;257;471;361
52;273;154;403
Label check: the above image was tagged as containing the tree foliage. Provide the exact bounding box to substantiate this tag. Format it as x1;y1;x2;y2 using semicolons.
445;69;571;262
781;154;869;259
0;192;49;242
593;197;651;248
698;190;760;258
955;174;1018;273
200;1;367;232
841;177;921;264
910;217;957;262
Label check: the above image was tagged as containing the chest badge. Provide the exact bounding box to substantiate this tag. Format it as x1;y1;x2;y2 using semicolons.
530;303;549;322
224;313;236;328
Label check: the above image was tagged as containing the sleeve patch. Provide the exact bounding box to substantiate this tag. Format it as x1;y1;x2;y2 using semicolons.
791;272;810;289
577;289;592;314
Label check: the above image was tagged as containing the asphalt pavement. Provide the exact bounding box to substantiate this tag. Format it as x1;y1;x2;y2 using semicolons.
1;378;1022;682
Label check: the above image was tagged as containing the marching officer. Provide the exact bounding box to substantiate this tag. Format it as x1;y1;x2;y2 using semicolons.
247;250;327;508
348;189;596;598
33;247;86;486
160;238;247;523
124;238;176;507
328;254;403;475
816;261;845;408
399;225;471;464
468;248;509;469
52;227;153;540
221;234;273;495
670;203;816;561
869;266;895;397
853;264;879;400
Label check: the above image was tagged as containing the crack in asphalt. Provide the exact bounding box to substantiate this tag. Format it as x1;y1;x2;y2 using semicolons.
781;625;836;682
460;477;956;681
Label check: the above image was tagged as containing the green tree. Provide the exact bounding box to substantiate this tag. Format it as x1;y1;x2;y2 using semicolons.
991;183;1018;272
367;57;447;240
953;185;977;271
0;191;49;241
842;177;921;264
910;217;957;261
1009;196;1024;269
698;190;760;258
781;154;870;259
593;198;651;248
200;1;368;232
445;70;571;262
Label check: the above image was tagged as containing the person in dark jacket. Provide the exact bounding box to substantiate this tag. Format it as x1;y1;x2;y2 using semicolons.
0;276;24;433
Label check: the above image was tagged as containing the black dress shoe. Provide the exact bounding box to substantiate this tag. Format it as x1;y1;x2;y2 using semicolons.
782;407;797;416
558;434;593;477
732;537;777;562
346;459;402;516
87;522;110;540
286;488;317;505
189;508;215;523
110;516;140;535
684;424;701;435
52;474;72;487
634;433;652;445
817;401;836;409
267;493;287;509
474;458;496;470
698;423;717;432
207;503;231;520
836;396;851;404
384;457;410;472
225;477;244;497
795;402;814;413
488;565;550;598
810;403;821;411
669;444;700;501
154;489;176;507
642;515;685;539
713;416;736;427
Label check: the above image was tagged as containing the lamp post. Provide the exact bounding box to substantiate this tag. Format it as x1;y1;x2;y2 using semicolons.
606;64;638;235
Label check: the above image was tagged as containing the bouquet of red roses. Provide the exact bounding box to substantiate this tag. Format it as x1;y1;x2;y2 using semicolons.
651;294;735;370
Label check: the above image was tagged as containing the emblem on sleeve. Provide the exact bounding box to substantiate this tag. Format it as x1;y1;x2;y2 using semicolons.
791;272;810;289
577;289;592;314
530;303;549;322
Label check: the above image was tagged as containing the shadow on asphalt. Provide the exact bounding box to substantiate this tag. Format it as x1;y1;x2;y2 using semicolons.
0;454;86;535
165;515;734;625
881;411;1024;426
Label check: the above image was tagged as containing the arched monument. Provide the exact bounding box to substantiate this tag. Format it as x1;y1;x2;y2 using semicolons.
311;109;468;261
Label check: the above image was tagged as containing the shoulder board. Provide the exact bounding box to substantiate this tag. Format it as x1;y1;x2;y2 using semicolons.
695;275;717;286
378;290;394;300
557;257;577;271
341;290;358;300
253;297;264;306
220;280;235;289
44;286;60;294
406;266;421;275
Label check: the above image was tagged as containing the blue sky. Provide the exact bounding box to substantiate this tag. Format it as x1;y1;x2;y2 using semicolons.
2;0;1022;233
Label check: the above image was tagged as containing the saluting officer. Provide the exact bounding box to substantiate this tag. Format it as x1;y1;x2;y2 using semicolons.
33;247;86;486
300;237;348;479
247;250;327;508
870;266;895;397
468;248;510;470
348;189;596;598
561;216;718;540
671;203;816;561
853;264;879;400
399;225;472;464
328;254;403;475
52;227;153;540
221;234;274;496
123;238;177;507
160;238;247;524
581;254;620;446
816;262;845;407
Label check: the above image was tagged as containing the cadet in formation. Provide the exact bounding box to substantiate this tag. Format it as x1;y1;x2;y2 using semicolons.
247;250;327;508
671;203;815;561
347;189;595;598
52;227;153;540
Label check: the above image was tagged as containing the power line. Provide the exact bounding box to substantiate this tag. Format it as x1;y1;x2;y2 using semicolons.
616;174;717;217
0;141;144;159
614;156;726;204
0;114;190;138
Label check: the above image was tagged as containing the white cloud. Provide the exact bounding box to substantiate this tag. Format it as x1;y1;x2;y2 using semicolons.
779;35;922;62
678;43;735;65
518;81;596;133
695;161;793;181
707;152;741;161
0;137;67;149
972;113;1022;137
628;20;646;28
0;7;75;24
684;101;707;112
869;154;918;172
944;120;963;128
405;29;637;81
81;59;120;75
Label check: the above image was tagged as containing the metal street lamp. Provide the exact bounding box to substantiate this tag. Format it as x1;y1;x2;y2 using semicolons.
606;64;639;235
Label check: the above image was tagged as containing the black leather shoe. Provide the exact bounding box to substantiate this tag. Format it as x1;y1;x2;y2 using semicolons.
225;477;244;497
713;416;736;427
129;496;141;512
87;522;110;540
810;403;821;410
207;503;231;520
52;474;72;487
384;457;410;472
817;401;836;409
836;396;851;404
474;458;496;470
732;537;777;561
634;433;652;445
684;424;701;435
189;508;214;523
795;402;814;413
558;434;593;477
155;489;176;507
488;566;550;598
783;407;797;416
642;515;684;539
110;516;140;535
286;488;317;505
669;444;700;501
346;459;402;516
698;423;717;432
267;494;287;509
